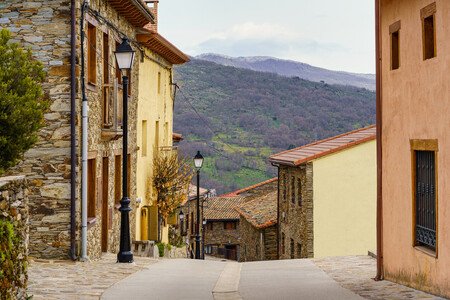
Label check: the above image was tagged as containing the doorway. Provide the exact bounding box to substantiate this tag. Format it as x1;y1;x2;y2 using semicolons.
101;157;109;252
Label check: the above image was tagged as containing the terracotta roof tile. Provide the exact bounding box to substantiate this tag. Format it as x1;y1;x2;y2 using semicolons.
269;125;376;166
107;0;155;28
235;191;277;229
137;31;190;65
220;177;278;197
204;197;246;221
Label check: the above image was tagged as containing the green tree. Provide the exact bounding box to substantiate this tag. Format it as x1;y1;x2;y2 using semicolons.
0;29;47;174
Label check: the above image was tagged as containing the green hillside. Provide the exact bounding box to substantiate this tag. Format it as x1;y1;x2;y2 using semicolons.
173;59;376;194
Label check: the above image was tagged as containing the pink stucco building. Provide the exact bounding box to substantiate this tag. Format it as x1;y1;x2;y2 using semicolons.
376;0;450;297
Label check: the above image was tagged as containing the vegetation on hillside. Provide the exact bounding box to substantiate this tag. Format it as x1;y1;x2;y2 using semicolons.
174;59;375;194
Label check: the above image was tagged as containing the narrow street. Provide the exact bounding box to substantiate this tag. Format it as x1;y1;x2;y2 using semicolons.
99;257;444;300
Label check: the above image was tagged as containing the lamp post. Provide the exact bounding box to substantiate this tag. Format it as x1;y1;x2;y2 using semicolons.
114;38;135;263
193;151;204;259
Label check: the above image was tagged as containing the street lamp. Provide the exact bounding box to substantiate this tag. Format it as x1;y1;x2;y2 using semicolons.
194;151;203;259
115;38;135;263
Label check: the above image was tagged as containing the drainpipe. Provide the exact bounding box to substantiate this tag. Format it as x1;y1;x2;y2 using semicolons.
80;1;89;261
375;0;384;281
69;0;77;261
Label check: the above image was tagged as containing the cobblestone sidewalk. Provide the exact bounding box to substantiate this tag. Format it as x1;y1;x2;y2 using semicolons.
314;256;445;300
28;254;158;300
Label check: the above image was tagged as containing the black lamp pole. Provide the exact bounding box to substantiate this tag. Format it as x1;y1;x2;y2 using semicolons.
193;151;204;260
195;170;201;259
115;38;135;263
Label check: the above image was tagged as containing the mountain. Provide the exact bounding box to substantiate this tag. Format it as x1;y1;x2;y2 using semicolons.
196;53;375;91
173;58;376;194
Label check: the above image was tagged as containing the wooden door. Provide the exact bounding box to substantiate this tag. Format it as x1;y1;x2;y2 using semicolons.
101;157;109;252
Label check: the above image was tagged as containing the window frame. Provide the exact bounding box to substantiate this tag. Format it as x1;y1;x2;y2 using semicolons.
87;22;97;85
87;158;97;218
389;21;401;70
410;139;438;257
421;2;437;60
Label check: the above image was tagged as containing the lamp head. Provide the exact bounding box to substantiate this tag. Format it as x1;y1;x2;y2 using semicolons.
114;38;135;71
194;151;204;170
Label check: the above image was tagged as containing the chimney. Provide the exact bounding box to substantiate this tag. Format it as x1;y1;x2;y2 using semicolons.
144;0;159;32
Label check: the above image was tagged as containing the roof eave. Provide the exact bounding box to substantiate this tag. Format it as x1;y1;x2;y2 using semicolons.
137;31;190;64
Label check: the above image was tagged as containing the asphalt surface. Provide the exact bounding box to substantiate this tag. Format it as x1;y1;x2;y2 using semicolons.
102;258;364;300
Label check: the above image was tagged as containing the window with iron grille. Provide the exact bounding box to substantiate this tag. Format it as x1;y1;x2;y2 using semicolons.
414;150;437;251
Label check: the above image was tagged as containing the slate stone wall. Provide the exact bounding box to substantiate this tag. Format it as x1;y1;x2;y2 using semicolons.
0;176;29;299
0;0;139;259
278;163;314;259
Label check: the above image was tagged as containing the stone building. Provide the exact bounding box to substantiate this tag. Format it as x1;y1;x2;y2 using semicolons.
269;126;376;259
376;1;450;297
180;184;210;258
203;196;246;261
236;190;277;262
0;0;186;260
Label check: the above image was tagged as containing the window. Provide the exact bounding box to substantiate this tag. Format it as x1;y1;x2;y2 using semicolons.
114;155;121;205
88;158;96;218
297;243;302;258
102;32;112;127
87;23;97;84
155;121;160;150
412;140;438;252
256;244;260;258
282;172;287;202
297;178;302;206
157;72;161;94
224;221;237;230
389;21;401;70
115;41;122;85
281;233;285;255
291;176;295;204
206;222;213;230
421;3;436;60
205;245;213;254
290;239;295;259
141;120;147;157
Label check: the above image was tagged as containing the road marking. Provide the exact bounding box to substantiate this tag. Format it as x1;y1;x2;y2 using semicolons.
212;262;242;300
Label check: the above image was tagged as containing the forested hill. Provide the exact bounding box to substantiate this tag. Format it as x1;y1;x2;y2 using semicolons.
196;53;376;91
173;58;376;194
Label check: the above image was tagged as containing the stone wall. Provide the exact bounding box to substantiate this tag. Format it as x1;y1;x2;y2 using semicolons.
0;176;29;299
278;163;314;259
0;0;140;259
204;220;240;258
239;217;277;262
1;0;76;259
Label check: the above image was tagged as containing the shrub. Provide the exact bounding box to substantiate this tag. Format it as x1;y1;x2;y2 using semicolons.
0;218;27;299
156;242;165;257
0;29;47;175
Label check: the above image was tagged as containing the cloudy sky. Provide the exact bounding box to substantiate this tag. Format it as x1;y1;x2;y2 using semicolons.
158;0;375;74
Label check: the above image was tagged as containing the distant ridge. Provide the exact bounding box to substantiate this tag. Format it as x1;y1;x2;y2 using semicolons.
196;53;375;91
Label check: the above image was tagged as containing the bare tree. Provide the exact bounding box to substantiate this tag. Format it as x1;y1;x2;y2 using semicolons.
152;151;193;241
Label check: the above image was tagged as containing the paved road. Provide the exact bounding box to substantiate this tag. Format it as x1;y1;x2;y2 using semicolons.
102;258;363;300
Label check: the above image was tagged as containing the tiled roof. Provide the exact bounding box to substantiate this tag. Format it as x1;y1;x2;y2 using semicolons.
107;0;155;28
172;133;183;142
235;191;277;229
269;125;376;166
221;177;278;197
137;30;190;65
204;197;246;221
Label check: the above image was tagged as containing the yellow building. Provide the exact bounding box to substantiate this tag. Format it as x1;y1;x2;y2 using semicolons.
269;126;376;259
135;3;189;243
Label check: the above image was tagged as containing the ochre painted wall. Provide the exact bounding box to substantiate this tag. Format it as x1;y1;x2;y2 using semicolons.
381;0;450;297
136;48;174;243
312;140;376;258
